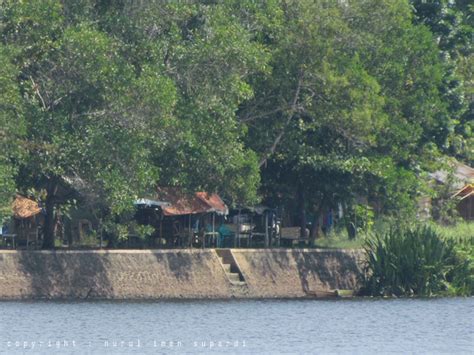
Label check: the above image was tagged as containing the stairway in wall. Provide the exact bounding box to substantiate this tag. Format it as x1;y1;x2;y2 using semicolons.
215;249;246;287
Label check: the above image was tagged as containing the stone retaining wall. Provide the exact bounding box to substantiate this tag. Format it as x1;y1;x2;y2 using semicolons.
232;249;364;298
0;249;364;299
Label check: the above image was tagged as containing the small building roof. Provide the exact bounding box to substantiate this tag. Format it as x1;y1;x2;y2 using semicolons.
231;205;274;215
156;188;228;216
12;195;41;219
134;198;171;208
430;161;474;189
452;184;474;201
195;192;229;215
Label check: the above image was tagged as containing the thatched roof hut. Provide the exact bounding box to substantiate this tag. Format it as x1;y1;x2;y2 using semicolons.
12;195;41;219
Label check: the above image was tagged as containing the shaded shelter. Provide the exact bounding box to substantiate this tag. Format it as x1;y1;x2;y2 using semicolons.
452;184;474;221
135;188;228;248
226;205;280;248
428;161;474;221
2;195;44;248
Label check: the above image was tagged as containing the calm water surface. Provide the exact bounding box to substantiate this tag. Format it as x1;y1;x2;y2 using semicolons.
0;298;472;354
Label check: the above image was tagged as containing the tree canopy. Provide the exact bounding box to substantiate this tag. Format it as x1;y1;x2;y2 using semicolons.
0;0;471;247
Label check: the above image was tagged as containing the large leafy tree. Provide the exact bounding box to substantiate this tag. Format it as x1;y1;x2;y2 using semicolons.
1;1;163;247
240;0;451;241
1;0;468;249
85;1;268;205
0;1;268;247
411;0;473;164
0;45;25;222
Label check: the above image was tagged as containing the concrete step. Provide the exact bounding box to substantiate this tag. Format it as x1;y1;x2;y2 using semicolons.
227;272;241;282
230;281;247;287
220;255;234;265
222;263;231;273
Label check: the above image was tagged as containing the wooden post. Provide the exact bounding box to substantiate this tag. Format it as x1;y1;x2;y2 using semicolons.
212;212;215;248
159;213;163;248
264;212;269;248
250;214;253;248
99;218;103;249
202;214;206;249
236;209;241;248
188;214;191;248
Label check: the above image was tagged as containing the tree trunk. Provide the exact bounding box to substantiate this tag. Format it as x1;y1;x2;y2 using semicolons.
343;203;357;240
309;204;325;247
42;181;57;249
297;183;306;239
309;212;319;246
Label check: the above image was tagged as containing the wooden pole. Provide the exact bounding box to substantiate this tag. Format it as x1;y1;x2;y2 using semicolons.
250;214;253;248
236;209;241;248
212;212;215;248
265;212;269;248
99;218;103;249
188;214;191;248
159;214;163;248
202;214;205;249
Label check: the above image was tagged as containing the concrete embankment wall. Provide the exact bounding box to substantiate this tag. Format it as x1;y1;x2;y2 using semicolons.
233;249;364;298
0;249;364;300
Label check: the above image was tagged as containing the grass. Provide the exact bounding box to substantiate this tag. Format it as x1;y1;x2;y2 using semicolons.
313;229;365;249
311;220;473;251
430;221;474;245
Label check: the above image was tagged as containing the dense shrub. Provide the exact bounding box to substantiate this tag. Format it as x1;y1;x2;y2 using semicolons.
362;225;473;297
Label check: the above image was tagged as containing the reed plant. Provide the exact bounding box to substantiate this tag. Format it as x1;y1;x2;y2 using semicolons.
362;225;473;297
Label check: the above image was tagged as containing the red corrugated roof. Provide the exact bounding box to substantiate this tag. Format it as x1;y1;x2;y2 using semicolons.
157;188;228;216
196;192;229;215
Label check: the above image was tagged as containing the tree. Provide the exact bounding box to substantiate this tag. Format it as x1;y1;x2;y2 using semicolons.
240;0;451;240
0;45;25;222
2;2;160;247
0;1;268;247
410;0;473;164
92;1;268;205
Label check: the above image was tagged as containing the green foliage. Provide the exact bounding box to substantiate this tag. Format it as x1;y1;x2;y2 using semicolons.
0;0;471;249
352;204;375;234
362;225;473;297
103;219;155;246
432;221;474;243
313;228;366;250
410;0;473;163
1;1;266;246
431;222;474;296
243;0;455;223
0;45;24;222
79;229;99;248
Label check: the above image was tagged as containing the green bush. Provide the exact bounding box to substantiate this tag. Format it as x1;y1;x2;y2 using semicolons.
362;225;473;297
431;222;474;246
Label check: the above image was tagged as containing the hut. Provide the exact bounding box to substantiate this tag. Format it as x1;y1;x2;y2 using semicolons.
135;188;228;248
429;161;474;221
225;206;280;248
1;195;44;248
452;184;474;221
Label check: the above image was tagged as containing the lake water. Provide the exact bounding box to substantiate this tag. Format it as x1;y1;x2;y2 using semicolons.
0;298;472;354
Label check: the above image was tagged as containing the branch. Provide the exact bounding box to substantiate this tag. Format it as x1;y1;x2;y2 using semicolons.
30;77;47;111
240;107;285;123
259;72;304;167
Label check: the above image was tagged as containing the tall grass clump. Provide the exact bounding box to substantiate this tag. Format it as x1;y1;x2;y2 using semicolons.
362;225;473;297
